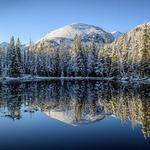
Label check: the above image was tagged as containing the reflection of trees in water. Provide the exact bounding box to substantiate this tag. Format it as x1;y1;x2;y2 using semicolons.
99;84;150;138
0;83;23;120
0;81;149;137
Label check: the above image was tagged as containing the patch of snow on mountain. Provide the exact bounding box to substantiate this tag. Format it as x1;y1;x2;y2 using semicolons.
0;42;9;48
37;23;114;46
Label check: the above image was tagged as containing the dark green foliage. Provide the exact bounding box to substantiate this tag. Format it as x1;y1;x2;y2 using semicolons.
8;36;22;77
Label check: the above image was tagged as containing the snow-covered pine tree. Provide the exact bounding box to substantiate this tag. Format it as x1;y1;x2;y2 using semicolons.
87;40;98;76
15;38;23;74
27;40;37;75
98;44;111;77
95;57;105;77
59;44;71;77
73;35;86;77
53;47;61;77
140;24;150;77
47;46;60;77
46;46;54;76
36;42;47;76
0;47;3;76
8;36;22;77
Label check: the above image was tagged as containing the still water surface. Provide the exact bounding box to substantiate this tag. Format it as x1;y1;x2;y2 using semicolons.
0;81;150;150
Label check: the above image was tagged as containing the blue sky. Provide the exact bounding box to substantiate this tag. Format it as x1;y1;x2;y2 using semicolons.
0;0;150;43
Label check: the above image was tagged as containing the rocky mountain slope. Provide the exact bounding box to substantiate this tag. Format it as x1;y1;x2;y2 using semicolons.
111;31;123;40
1;23;122;49
36;23;114;47
0;42;9;48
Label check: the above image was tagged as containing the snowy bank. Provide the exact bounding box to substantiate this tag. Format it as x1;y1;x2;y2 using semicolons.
0;76;150;84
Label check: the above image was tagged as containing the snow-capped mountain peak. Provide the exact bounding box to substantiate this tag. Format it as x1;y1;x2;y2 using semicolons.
42;23;106;39
37;23;114;47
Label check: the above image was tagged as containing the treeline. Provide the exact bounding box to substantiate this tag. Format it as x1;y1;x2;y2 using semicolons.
0;24;149;79
0;37;22;77
99;24;150;79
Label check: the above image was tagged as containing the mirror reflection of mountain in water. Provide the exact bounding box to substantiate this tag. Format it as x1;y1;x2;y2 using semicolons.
0;81;149;138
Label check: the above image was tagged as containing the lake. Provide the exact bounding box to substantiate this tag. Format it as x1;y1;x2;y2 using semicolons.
0;80;150;150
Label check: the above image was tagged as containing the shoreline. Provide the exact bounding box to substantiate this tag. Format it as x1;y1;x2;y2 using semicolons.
0;76;150;84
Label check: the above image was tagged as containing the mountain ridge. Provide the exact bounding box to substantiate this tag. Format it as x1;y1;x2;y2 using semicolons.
36;23;115;47
0;23;124;47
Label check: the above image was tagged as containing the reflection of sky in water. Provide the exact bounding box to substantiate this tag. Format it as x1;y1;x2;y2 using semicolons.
0;81;150;150
0;112;149;150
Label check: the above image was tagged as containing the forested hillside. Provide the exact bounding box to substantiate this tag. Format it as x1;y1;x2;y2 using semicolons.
100;23;150;79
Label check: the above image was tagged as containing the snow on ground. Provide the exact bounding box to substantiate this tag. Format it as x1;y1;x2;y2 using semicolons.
0;75;149;84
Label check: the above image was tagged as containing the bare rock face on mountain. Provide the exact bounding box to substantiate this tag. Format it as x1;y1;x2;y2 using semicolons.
111;31;123;40
36;23;114;47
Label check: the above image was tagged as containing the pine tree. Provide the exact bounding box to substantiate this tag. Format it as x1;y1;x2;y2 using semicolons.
59;44;71;77
73;35;86;77
95;57;104;77
37;43;47;76
0;47;7;77
0;47;3;76
8;36;22;77
87;40;98;76
140;24;150;77
27;40;37;75
16;38;23;74
54;48;61;77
